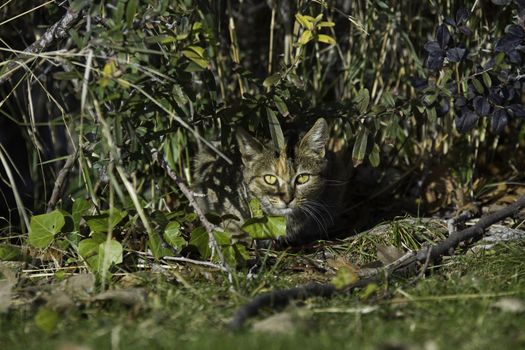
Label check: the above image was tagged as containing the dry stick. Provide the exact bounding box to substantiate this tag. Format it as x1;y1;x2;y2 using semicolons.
229;194;525;330
162;256;228;272
133;250;228;272
152;151;230;276
0;4;88;84
46;151;78;213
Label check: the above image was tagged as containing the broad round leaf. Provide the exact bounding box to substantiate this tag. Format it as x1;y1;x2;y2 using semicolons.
426;52;445;70
28;210;65;249
446;47;467;62
164;221;186;251
508;104;525;119
455;110;479;133
473;96;490;116
507;24;525;38
189;226;210;258
97;240;123;276
436;24;450;49
495;34;522;53
491;108;509;133
455;8;469;24
242;216;286;239
424;41;441;53
34;308;58;334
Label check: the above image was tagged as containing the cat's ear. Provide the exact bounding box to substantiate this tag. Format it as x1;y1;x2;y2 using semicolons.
236;127;263;164
297;118;329;157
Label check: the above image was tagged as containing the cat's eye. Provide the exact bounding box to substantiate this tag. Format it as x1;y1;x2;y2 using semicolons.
295;174;310;185
263;175;278;185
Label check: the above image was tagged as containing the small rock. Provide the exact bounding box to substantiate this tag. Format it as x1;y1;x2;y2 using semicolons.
252;312;296;334
492;297;525;313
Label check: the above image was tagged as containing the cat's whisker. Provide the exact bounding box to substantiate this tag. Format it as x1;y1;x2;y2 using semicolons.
323;180;349;188
299;205;327;234
300;202;330;234
302;200;334;227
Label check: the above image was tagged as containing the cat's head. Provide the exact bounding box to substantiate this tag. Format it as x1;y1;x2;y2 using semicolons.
236;118;329;217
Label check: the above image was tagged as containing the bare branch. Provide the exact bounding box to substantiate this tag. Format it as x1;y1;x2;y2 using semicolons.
0;4;88;84
46;151;78;213
152;150;231;277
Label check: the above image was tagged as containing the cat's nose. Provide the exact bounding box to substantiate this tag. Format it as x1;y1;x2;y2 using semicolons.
280;193;293;205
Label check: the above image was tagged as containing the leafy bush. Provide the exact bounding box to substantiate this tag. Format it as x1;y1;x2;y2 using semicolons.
0;0;524;276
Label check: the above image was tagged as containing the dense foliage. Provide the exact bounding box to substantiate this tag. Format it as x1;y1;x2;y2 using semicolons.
1;0;524;276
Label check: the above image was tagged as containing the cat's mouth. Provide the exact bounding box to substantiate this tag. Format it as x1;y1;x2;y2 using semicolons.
270;207;294;216
260;198;296;216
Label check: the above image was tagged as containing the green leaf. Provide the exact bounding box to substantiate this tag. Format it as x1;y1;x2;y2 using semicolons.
182;46;208;69
359;282;379;300
70;0;90;12
472;78;485;94
28;210;65;249
72;198;91;232
113;0;125;22
148;233;173;259
376;0;389;9
78;238;102;269
164;221;187;251
52;71;80;80
298;30;313;45
317;21;335;27
331;266;359;289
97;240;123;276
189;226;210;258
274;95;289;117
295;14;314;30
352;127;368;167
482;72;492;88
368;143;380;167
126;0;138;28
242;216;286;239
381;91;396;108
354;89;370;114
495;52;506;66
172;84;188;107
266;107;285;150
214;230;231;246
0;244;22;261
35;308;58;334
84;209;127;233
423;93;437;106
426;106;437;122
317;34;336;45
249;198;264;218
78;236;123;276
263;74;280;88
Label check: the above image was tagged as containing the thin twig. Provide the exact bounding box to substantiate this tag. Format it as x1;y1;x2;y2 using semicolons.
46;151;78;213
162;256;228;271
152;150;231;277
0;4;89;84
133;250;229;271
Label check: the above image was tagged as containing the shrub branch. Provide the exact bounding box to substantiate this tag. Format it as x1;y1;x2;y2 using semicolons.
0;4;88;84
152;150;231;277
46;151;78;213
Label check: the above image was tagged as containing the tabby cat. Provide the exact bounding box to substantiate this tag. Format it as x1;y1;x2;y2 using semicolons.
194;118;349;244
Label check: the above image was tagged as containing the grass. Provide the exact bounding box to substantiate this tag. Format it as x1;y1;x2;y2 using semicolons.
1;240;524;350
